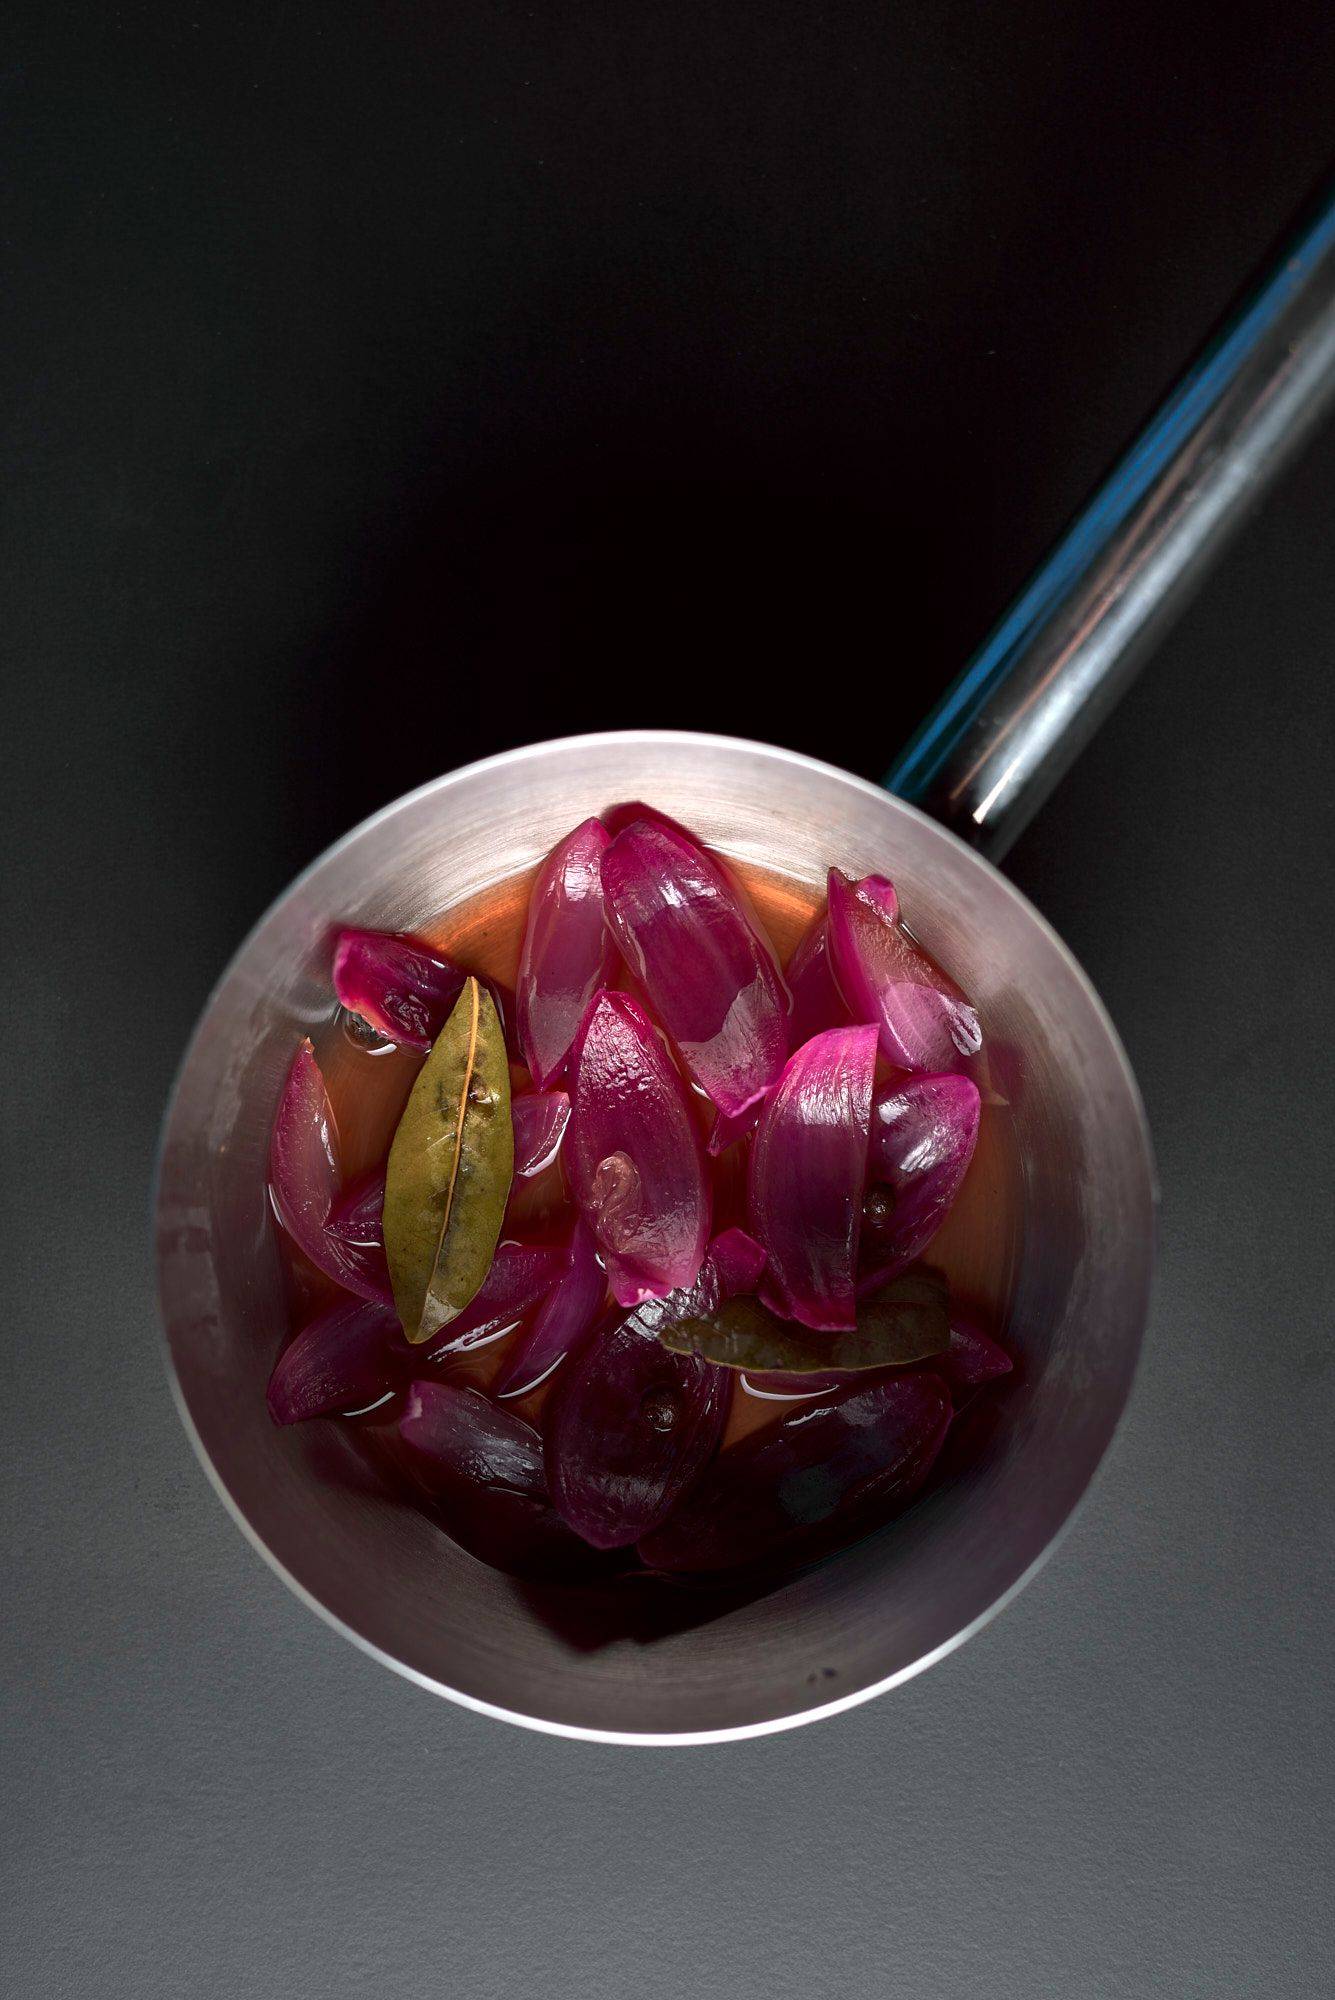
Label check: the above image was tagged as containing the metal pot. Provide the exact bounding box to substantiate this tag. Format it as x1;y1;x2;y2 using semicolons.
154;185;1335;1742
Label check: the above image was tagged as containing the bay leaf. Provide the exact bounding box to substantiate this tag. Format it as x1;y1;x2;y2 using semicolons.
383;976;514;1343
660;1269;950;1374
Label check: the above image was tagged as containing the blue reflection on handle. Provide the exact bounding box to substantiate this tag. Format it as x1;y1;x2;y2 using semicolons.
887;188;1335;803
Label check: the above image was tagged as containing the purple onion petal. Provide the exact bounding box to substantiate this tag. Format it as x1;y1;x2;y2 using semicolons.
411;1241;569;1361
747;1023;878;1331
543;1279;732;1549
319;1166;393;1301
601;818;790;1121
326;1166;385;1245
516;817;617;1089
492;1219;608;1399
638;1372;951;1573
267;1296;404;1423
860;1072;981;1285
708;1226;767;1299
601;800;699;841
511;1089;571;1181
268;1042;394;1304
941;1310;1013;1389
268;1040;339;1263
785;912;851;1049
567;990;710;1308
707;1099;764;1156
331;927;468;1050
826;869;982;1073
399;1382;605;1578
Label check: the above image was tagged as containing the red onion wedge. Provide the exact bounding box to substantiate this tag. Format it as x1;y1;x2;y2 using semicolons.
601;800;698;841
748;1023;878;1331
567;990;710;1308
324;1168;393;1301
707;1100;765;1153
601;818;790;1133
515;817;617;1089
268;1041;393;1304
860;1071;981;1284
939;1310;1013;1390
331;926;467;1050
399;1383;608;1579
707;1226;767;1298
785;912;851;1049
638;1372;951;1574
267;1296;403;1424
826;869;982;1073
326;1166;386;1249
543;1264;732;1549
511;1089;571;1180
413;1241;568;1361
492;1219;607;1399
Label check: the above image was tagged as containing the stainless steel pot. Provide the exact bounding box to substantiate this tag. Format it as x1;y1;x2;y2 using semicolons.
154;185;1335;1742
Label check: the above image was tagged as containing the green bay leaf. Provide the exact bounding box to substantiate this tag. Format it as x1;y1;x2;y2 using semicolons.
660;1269;950;1374
383;976;514;1343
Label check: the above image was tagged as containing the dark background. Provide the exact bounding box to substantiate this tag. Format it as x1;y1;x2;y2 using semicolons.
3;6;1333;1997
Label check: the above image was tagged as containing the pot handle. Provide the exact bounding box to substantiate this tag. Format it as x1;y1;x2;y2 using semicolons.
888;183;1335;861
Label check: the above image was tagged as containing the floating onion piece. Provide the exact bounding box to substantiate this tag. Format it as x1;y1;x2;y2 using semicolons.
707;1100;765;1153
268;1041;393;1304
543;1265;732;1549
511;1088;571;1180
492;1220;607;1398
747;1023;877;1331
326;1166;385;1248
638;1372;952;1573
399;1382;607;1578
567;990;709;1308
940;1310;1014;1389
860;1071;981;1285
785;912;851;1048
332;926;467;1050
826;868;981;1073
267;1296;403;1424
601;817;789;1129
515;817;616;1088
602;800;713;842
706;1226;767;1299
415;1241;567;1360
382;978;513;1342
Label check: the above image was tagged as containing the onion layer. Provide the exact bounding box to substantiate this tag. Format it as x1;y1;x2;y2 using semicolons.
826;869;981;1073
638;1372;951;1573
492;1219;608;1399
267;1296;403;1424
268;1041;393;1303
601;817;789;1127
543;1258;732;1549
399;1382;606;1578
747;1023;877;1331
567;990;710;1307
515;817;616;1088
860;1071;981;1284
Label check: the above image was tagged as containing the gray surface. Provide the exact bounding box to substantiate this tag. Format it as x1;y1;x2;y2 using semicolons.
4;3;1335;1992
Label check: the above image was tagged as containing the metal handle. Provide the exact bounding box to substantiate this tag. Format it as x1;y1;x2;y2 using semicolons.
888;185;1335;860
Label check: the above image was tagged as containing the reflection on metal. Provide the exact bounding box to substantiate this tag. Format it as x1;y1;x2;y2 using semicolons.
888;186;1335;860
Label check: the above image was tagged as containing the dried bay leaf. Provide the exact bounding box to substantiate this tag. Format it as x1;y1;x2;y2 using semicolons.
660;1268;950;1374
384;977;514;1343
